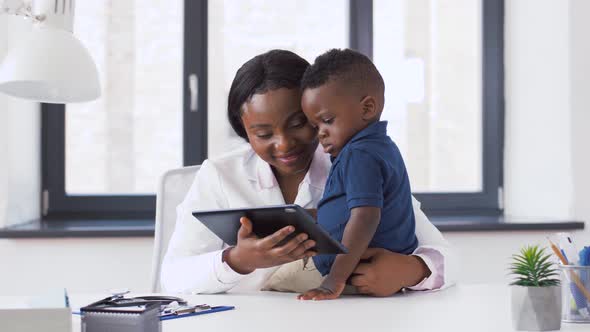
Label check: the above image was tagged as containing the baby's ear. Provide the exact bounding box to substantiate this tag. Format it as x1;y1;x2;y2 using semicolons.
360;95;378;121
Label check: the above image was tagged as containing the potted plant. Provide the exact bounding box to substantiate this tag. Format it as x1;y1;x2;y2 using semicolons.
509;245;561;331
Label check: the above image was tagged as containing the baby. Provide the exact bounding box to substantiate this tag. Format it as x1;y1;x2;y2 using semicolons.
298;48;418;300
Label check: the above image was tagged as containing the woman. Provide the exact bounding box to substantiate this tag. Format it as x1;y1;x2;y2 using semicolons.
161;50;454;296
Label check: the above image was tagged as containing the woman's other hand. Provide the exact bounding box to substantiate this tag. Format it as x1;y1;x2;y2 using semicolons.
223;217;317;274
349;248;431;297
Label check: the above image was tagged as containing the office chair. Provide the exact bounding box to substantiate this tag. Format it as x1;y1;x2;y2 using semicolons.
150;165;201;293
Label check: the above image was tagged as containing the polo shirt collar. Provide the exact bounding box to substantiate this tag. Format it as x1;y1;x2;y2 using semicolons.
330;120;388;164
349;120;388;144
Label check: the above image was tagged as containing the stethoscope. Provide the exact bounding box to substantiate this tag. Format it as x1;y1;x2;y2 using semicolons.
90;289;188;308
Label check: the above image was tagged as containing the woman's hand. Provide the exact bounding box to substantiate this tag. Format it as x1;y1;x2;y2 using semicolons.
223;217;317;274
349;248;431;297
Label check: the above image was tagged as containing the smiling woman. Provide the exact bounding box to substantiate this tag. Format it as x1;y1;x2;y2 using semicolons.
225;50;318;204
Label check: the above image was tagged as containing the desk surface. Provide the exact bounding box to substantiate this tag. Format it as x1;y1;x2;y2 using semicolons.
2;284;588;332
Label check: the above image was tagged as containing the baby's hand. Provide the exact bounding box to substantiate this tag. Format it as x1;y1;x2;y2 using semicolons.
297;280;345;301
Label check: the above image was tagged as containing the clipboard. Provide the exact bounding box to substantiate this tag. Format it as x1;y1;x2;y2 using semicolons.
159;305;235;321
74;306;235;321
76;294;235;322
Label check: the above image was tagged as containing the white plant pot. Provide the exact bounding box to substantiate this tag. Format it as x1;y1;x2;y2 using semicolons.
511;285;561;331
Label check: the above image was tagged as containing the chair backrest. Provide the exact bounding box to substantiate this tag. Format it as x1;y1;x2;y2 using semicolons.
150;165;200;292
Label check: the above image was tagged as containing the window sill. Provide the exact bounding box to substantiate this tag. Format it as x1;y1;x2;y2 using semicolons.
0;219;154;238
431;215;585;232
0;216;584;239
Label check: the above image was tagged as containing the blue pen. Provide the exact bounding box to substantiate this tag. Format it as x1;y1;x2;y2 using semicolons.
558;233;579;264
580;246;590;302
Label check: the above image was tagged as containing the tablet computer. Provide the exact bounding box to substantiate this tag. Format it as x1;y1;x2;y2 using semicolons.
192;204;348;254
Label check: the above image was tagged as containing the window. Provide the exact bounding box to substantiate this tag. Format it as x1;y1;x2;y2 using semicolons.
42;0;503;220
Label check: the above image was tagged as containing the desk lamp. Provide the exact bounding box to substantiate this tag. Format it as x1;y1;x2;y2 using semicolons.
0;0;100;103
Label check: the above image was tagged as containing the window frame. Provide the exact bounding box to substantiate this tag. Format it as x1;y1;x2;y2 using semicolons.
42;0;504;221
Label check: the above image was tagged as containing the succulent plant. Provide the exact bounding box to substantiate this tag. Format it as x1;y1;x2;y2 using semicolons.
509;245;560;287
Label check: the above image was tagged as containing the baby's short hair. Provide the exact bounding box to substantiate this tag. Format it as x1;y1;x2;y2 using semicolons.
301;48;385;106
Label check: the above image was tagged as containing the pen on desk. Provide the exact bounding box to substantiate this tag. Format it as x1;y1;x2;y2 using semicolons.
159;306;235;321
548;238;590;302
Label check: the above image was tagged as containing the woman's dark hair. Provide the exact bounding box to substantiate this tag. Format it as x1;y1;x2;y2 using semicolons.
227;49;310;141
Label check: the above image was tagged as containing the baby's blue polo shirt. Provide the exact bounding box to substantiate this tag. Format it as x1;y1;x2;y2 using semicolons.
312;121;418;276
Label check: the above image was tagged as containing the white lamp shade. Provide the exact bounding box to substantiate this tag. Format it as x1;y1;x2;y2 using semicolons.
0;27;101;103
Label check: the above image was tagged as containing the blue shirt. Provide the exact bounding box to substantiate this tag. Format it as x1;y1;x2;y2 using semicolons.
312;121;418;276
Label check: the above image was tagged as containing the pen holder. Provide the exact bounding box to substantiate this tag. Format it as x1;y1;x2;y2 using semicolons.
559;265;590;323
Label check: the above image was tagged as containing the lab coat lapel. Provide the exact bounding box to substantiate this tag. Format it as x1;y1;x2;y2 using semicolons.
246;145;330;208
295;146;330;209
250;154;286;206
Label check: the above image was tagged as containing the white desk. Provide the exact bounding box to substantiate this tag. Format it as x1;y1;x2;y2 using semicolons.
3;284;588;331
